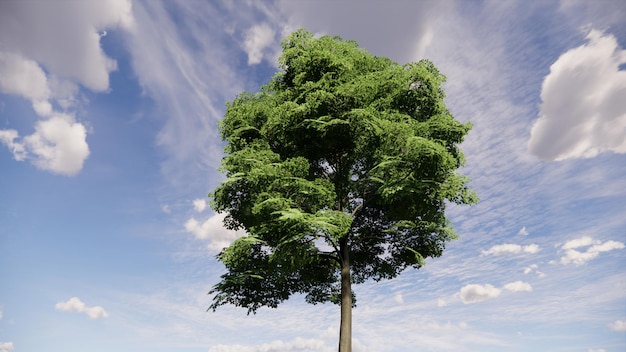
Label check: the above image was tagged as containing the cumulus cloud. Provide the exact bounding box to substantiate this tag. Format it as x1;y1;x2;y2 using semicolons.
0;342;14;352
528;29;626;161
55;297;108;319
459;284;501;304
192;198;207;213
609;320;626;332
482;243;539;256
208;337;327;352
1;115;90;176
0;51;50;102
0;0;134;91
0;0;134;175
459;281;533;304
503;281;533;292
184;212;244;251
558;237;624;265
242;23;276;65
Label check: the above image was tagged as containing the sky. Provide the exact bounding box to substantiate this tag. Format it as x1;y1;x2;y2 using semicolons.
0;0;625;351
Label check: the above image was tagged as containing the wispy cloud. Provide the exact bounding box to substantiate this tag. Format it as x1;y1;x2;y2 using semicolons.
518;227;528;236
482;244;539;256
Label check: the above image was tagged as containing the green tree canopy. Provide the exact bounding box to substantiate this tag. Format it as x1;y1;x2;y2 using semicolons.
209;29;477;351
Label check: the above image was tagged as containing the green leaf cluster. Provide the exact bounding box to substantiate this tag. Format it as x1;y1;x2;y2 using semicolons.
210;29;477;313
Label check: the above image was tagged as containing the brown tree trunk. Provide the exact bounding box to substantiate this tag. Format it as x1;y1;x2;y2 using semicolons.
338;238;351;352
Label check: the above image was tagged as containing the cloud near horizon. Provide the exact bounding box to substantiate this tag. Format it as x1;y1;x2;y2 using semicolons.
208;337;328;352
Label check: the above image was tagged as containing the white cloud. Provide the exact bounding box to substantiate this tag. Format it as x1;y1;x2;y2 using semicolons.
0;115;90;175
184;213;244;252
0;130;27;161
208;337;328;352
277;0;450;64
609;320;626;332
437;298;447;307
517;226;528;236
0;342;13;352
394;293;404;304
562;236;597;249
0;0;134;91
503;281;533;293
55;297;109;319
523;264;537;274
193;198;207;213
161;204;171;214
242;23;276;65
528;29;626;161
558;237;624;265
0;0;134;175
459;284;501;304
482;243;539;256
0;51;50;101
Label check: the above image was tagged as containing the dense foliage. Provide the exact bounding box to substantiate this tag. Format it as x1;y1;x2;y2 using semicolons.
209;29;477;349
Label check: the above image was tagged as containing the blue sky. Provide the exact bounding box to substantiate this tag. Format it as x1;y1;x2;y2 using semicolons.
0;1;625;351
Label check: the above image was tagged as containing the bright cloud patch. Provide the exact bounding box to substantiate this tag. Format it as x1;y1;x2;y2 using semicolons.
518;227;529;236
528;29;626;161
192;198;207;212
1;115;90;175
0;0;134;175
609;320;626;332
184;213;244;251
459;284;501;304
503;281;533;292
0;51;50;101
55;297;108;319
208;337;326;352
482;243;539;256
0;342;14;352
558;237;624;265
242;23;276;65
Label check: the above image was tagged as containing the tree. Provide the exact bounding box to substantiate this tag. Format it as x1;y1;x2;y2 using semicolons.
209;29;478;351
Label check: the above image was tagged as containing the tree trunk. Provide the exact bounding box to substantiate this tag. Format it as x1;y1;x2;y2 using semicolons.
338;238;352;352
